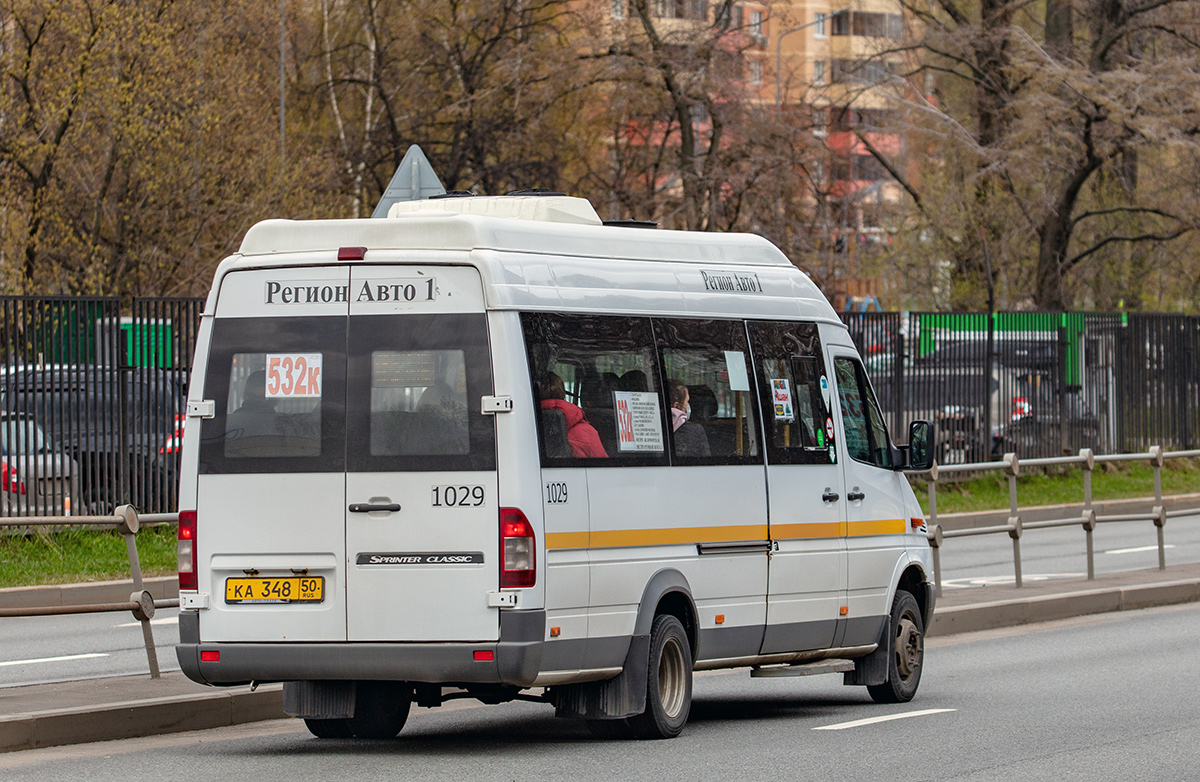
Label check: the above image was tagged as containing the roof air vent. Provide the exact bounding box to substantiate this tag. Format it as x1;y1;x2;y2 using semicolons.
505;188;567;197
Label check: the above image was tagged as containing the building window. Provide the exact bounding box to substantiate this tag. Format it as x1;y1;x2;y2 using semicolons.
813;60;826;86
749;59;764;84
887;13;904;40
831;10;850;35
813;11;827;37
749;9;763;34
612;0;625;18
852;12;886;38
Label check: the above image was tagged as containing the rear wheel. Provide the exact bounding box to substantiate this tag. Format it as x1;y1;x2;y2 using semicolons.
626;614;692;739
867;590;924;704
349;681;412;739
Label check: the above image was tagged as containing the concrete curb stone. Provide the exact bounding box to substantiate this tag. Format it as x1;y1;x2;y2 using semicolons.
0;683;283;753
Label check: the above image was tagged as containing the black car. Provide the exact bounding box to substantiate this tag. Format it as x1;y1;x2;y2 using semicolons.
0;365;187;514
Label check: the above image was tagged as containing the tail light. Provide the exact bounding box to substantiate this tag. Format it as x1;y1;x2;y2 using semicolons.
178;510;197;591
1;462;26;495
1011;397;1030;421
500;508;535;588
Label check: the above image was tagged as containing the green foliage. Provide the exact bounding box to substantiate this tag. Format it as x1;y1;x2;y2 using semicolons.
912;461;1199;515
0;525;177;589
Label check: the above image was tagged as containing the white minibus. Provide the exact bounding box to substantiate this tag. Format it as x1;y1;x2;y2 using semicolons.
175;194;935;740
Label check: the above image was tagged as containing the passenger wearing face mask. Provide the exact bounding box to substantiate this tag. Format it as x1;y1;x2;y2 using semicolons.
668;379;710;458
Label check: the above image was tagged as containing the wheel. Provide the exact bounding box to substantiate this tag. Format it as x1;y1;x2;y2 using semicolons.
348;681;412;739
626;614;692;739
304;718;354;739
867;590;924;704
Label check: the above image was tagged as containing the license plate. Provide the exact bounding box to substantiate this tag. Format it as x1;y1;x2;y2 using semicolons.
225;576;324;604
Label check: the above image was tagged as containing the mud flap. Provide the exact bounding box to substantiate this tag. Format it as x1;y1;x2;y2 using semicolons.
844;620;890;687
283;680;357;719
553;634;649;719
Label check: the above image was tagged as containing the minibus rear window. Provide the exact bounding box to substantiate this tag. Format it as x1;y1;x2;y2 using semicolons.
346;313;495;472
199;317;346;474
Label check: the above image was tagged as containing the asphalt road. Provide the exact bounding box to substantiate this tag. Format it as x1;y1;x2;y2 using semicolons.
1;512;1197;687
2;602;1199;780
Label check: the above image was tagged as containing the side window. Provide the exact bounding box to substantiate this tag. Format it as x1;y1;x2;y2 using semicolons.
656;318;760;464
835;356;892;468
522;313;668;467
748;321;833;465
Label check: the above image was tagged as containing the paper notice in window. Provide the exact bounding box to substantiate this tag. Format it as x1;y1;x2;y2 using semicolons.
614;391;665;453
725;351;751;391
771;378;794;421
265;354;323;398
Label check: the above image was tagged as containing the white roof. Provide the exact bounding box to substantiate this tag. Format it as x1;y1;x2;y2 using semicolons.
224;197;840;323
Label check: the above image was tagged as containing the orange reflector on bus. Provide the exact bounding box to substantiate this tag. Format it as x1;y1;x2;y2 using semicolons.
912;517;926;529
839;606;849;616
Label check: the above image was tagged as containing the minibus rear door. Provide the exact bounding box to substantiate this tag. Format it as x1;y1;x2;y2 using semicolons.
343;266;500;642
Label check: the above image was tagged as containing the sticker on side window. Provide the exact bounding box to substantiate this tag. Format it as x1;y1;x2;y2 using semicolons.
266;353;323;398
615;390;664;452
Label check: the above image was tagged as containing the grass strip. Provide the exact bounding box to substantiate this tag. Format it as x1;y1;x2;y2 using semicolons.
912;459;1200;515
0;525;177;590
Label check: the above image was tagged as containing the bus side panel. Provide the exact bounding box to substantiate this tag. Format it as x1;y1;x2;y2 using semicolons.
586;465;768;665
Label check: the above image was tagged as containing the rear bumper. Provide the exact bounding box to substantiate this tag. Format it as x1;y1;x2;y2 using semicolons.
175;609;545;687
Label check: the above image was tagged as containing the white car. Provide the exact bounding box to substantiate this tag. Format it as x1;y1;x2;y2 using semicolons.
0;412;79;516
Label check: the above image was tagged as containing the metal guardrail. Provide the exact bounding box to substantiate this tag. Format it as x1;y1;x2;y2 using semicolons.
916;446;1200;596
0;506;180;678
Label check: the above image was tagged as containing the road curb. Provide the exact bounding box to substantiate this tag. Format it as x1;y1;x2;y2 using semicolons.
0;684;283;753
929;577;1200;636
0;577;177;611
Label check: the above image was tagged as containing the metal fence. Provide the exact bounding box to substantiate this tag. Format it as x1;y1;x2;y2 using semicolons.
0;296;203;516
843;311;1200;462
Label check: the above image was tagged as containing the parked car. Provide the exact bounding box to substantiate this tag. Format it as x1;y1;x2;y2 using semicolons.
888;338;1098;462
0;411;79;516
0;365;186;514
992;381;1100;458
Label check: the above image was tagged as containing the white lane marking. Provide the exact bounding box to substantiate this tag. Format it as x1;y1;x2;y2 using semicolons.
116;617;179;628
814;708;956;730
1104;544;1175;555
0;653;109;668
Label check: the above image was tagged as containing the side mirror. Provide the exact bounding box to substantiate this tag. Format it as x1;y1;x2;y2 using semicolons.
906;419;934;471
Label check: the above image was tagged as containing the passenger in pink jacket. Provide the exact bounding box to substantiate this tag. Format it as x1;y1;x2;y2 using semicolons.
540;373;608;458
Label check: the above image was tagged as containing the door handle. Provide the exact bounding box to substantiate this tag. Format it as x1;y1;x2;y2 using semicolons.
349;503;402;513
847;490;866;502
822;491;840;503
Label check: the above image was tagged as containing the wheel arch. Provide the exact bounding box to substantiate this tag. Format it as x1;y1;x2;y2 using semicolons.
894;561;933;630
633;569;698;658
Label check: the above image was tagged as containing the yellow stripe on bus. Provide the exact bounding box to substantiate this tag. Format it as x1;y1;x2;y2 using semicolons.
544;531;590;550
547;519;908;549
846;518;907;536
547;524;770;550
769;522;843;539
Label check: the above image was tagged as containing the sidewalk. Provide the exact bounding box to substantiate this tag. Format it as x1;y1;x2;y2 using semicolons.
3;563;1200;753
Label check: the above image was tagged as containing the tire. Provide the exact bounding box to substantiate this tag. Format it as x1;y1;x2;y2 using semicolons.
585;717;633;739
626;614;692;739
867;590;924;704
348;681;412;739
304;718;355;739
